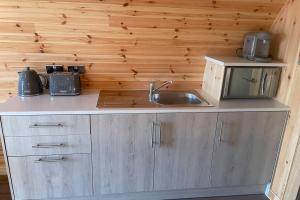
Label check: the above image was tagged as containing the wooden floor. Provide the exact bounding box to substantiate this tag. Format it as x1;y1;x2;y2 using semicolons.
0;175;11;200
0;175;268;200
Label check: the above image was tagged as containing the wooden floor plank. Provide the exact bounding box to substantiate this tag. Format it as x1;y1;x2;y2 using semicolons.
0;175;11;200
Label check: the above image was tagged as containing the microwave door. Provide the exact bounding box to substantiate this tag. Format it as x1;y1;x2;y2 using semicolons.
223;67;262;98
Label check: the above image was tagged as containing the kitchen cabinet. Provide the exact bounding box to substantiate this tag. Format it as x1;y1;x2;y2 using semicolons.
91;114;156;195
9;154;92;200
154;113;217;190
1;115;92;200
92;113;218;194
212;112;287;187
0;110;288;200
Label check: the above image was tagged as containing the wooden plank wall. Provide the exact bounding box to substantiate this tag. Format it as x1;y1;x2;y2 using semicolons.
0;145;5;175
269;0;300;199
0;0;285;103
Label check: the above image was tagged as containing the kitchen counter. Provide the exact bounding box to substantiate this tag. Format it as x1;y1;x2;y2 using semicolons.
205;56;287;67
0;90;289;115
0;90;290;200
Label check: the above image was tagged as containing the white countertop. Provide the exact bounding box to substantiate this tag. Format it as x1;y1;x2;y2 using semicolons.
0;90;289;115
205;56;287;67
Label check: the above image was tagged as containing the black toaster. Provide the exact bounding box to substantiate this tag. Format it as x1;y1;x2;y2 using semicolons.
49;72;81;96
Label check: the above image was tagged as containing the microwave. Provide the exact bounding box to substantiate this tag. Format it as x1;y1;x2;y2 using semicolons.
222;66;281;99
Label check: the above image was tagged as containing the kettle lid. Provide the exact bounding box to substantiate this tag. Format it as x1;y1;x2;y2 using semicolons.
23;66;32;71
19;66;33;72
18;66;38;74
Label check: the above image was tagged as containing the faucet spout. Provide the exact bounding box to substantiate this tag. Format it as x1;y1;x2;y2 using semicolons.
149;81;174;102
152;81;174;93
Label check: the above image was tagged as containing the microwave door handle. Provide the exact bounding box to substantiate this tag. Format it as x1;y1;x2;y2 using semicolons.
242;77;256;83
261;73;268;96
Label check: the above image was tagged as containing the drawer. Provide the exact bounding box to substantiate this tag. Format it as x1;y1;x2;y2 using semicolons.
1;115;90;136
5;135;91;156
9;154;92;200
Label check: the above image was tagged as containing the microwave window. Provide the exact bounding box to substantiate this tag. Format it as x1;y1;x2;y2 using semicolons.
226;68;262;97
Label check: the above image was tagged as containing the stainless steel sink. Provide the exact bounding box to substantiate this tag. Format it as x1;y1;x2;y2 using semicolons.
97;90;212;109
151;91;211;106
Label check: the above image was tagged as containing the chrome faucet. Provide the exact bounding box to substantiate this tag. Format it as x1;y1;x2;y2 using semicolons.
149;81;174;101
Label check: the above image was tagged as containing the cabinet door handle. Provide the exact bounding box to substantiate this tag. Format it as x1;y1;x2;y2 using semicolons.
32;143;66;148
218;121;223;143
157;122;162;147
151;122;155;148
35;156;66;163
29;123;64;128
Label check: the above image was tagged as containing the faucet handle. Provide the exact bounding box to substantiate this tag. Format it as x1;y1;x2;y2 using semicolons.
150;80;173;84
161;80;174;86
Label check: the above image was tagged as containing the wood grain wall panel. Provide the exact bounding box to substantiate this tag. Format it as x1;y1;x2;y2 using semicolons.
0;119;6;175
0;0;284;103
269;0;300;199
0;165;5;175
0;144;5;175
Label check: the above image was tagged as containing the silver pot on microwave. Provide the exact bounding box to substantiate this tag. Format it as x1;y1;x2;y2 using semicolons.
242;32;272;62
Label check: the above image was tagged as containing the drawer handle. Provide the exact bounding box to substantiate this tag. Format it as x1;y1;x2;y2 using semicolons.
35;156;66;163
32;143;66;148
29;123;64;128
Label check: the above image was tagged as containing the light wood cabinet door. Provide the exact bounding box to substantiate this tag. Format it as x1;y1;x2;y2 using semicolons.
154;113;218;191
91;114;156;195
9;154;92;200
212;111;287;187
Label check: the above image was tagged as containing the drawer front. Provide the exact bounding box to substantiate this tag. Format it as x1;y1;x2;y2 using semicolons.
2;115;90;136
5;135;91;156
9;154;92;200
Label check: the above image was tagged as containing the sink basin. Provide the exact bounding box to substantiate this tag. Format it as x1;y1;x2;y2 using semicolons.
151;91;209;106
97;90;212;109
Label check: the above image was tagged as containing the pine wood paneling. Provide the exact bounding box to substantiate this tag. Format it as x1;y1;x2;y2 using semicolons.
0;116;6;175
0;145;5;175
0;0;285;103
269;0;300;199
